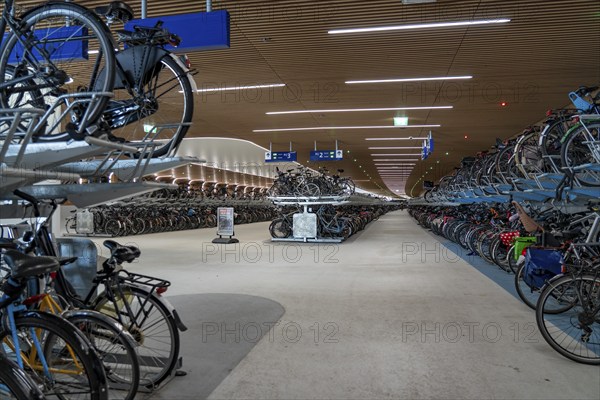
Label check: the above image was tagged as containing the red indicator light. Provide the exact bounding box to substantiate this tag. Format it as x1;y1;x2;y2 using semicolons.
500;101;508;107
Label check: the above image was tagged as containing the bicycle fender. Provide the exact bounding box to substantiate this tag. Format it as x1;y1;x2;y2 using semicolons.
166;53;198;94
62;309;139;347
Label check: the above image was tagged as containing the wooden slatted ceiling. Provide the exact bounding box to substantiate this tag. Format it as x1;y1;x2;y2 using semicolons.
8;0;600;196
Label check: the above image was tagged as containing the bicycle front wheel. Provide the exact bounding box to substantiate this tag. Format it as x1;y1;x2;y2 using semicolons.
65;311;140;400
0;311;108;400
536;274;600;365
107;52;193;158
0;2;116;138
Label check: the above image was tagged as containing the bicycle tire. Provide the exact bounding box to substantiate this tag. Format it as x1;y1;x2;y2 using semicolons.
93;285;179;388
536;274;600;365
0;352;45;400
560;122;600;186
64;310;140;400
0;311;108;400
0;2;116;137
108;53;193;158
514;263;542;310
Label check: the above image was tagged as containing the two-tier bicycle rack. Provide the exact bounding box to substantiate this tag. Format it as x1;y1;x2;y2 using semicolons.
269;195;350;243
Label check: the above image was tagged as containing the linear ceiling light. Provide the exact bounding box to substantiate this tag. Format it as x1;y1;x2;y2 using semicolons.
370;147;423;150
254;125;440;133
347;76;472;85
196;84;286;93
371;154;420;157
374;159;421;162
329;19;511;35
366;137;428;141
375;164;418;166
266;106;453;115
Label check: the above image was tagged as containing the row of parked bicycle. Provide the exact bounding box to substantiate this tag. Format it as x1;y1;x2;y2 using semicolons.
409;201;600;365
423;85;600;204
148;184;271;202
269;205;402;240
268;167;356;198
1;192;184;399
66;203;277;237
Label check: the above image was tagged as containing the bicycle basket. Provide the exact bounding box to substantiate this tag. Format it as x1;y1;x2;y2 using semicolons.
513;236;536;260
568;92;593;112
523;248;563;289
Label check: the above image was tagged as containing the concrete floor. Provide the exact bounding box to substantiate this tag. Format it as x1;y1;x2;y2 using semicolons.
85;211;600;399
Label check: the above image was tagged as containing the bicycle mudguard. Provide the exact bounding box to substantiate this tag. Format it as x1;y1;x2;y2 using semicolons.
166;53;198;94
61;308;138;346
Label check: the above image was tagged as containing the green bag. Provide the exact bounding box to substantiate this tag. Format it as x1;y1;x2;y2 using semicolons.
513;236;537;260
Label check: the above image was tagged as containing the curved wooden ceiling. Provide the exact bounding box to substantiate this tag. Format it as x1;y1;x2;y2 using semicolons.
15;0;600;196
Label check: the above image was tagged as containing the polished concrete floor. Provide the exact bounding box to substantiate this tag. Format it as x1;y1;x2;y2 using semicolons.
85;211;600;399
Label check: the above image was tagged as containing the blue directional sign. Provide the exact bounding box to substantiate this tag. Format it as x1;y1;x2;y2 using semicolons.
265;151;297;163
310;150;344;162
422;142;429;160
427;132;434;153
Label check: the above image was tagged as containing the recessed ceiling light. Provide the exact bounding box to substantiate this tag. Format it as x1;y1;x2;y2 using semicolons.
254;125;440;133
195;83;286;93
266;106;453;115
346;76;472;85
329;19;510;35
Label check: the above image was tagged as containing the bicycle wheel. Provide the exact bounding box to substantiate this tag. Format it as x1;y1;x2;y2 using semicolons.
0;2;116;138
560;122;600;186
536;274;600;365
0;352;45;400
107;52;193;158
65;311;140;400
0;311;108;400
514;263;542;310
94;285;179;388
269;219;292;238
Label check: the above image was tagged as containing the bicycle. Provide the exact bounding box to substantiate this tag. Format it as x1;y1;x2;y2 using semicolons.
12;190;186;388
96;3;196;157
0;250;109;399
0;0;116;137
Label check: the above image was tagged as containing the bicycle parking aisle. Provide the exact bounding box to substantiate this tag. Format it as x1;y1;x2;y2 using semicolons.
91;211;599;400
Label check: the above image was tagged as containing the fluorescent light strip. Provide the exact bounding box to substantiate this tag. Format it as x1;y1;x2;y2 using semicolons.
254;125;440;133
266;106;453;115
370;147;423;150
366;137;428;141
197;84;285;93
374;159;421;162
347;76;473;85
371;154;420;157
329;19;511;35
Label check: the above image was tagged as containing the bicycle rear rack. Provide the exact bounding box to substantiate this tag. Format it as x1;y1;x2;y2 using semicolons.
118;270;171;290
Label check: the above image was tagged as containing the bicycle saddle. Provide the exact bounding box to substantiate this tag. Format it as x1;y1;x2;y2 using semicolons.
95;1;134;23
103;240;141;263
2;250;60;280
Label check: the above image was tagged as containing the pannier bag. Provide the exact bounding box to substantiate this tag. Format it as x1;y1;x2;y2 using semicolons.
500;231;520;247
523;247;563;289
